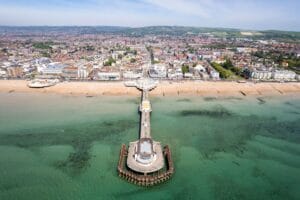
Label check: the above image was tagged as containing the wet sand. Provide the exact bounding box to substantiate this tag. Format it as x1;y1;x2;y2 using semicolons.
0;80;300;97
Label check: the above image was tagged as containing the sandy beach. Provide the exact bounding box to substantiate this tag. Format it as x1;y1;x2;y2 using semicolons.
0;80;300;97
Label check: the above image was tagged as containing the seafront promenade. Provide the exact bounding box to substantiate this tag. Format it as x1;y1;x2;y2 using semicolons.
0;80;300;97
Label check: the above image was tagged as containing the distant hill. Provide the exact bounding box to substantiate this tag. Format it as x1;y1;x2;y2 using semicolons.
0;26;299;41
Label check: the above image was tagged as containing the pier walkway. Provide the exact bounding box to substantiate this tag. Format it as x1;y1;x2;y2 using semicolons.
118;78;174;186
126;79;164;173
140;90;151;138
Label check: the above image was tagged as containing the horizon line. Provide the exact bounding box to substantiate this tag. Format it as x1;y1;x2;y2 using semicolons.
0;25;299;33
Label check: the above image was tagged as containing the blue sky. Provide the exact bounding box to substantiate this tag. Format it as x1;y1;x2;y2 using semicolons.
0;0;299;31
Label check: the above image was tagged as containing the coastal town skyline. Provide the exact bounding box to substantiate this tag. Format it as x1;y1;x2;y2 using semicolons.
1;26;299;84
0;0;300;31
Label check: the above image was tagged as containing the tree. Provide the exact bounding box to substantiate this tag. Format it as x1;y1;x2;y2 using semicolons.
242;68;251;79
222;58;242;76
222;59;234;70
85;45;95;51
182;65;189;74
33;42;53;50
253;51;264;58
41;51;51;58
118;54;123;59
211;62;233;79
103;57;116;66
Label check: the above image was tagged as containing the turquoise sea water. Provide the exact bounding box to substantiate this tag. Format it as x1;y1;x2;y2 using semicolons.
0;93;299;200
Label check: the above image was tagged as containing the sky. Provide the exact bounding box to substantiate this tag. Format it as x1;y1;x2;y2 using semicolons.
0;0;299;31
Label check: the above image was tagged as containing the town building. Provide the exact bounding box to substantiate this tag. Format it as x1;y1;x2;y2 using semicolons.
7;66;23;78
210;70;220;80
272;70;296;81
78;64;92;79
251;69;296;81
149;64;167;78
123;71;143;79
184;72;193;79
41;62;66;75
0;68;7;77
62;65;78;80
97;72;121;81
167;68;183;79
251;70;273;80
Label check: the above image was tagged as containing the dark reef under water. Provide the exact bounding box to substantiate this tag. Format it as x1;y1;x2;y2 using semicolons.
175;105;300;161
0;119;137;175
179;106;233;118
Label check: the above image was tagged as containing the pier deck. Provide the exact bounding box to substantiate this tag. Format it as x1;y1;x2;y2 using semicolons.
127;88;165;173
118;78;174;186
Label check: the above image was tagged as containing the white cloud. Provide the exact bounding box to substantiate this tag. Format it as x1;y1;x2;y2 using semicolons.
142;0;213;18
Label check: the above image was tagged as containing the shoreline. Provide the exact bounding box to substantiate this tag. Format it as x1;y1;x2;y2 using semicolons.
0;80;300;97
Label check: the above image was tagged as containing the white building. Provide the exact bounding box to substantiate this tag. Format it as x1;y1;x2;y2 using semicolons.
251;70;272;80
0;68;7;77
236;47;253;53
202;54;213;60
123;71;143;79
272;70;296;81
1;61;14;69
213;51;221;57
237;48;246;53
194;64;210;80
97;72;120;81
33;57;52;65
194;64;206;73
78;65;89;79
210;70;220;80
252;69;296;81
167;68;183;79
41;62;65;75
149;64;167;78
184;72;193;78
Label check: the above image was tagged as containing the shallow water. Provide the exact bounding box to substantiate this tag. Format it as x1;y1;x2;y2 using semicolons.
0;93;299;200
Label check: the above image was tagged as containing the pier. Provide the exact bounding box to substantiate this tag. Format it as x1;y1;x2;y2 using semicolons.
117;78;174;186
